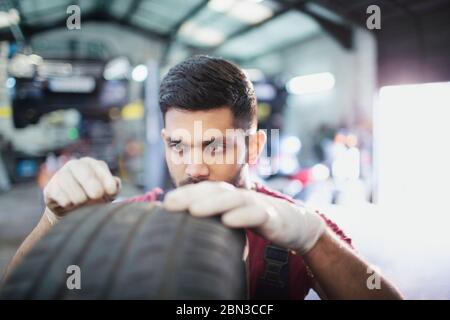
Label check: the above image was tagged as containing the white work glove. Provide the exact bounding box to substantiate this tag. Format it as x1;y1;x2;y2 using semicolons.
164;181;326;255
43;157;121;226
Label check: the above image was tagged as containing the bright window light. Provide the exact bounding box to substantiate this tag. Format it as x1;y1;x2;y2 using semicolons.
131;64;148;82
373;81;450;300
376;82;450;209
286;72;335;95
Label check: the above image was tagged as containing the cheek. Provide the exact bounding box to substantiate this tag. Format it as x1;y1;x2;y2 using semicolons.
233;144;247;164
165;154;185;177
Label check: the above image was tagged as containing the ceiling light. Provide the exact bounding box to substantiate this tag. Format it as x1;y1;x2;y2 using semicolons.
229;1;273;24
208;0;237;12
208;0;272;25
286;72;335;95
180;22;225;46
132;64;148;82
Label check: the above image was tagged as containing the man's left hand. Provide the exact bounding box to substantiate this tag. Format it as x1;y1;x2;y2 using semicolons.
163;181;326;255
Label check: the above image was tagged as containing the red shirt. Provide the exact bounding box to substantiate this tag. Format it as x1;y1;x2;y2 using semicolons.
123;184;352;300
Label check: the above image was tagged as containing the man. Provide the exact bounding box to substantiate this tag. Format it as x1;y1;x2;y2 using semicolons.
5;56;402;299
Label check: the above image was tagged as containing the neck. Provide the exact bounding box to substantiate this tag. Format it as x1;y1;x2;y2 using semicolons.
236;164;256;190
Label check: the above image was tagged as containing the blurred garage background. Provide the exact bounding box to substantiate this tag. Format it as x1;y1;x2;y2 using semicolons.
0;0;449;299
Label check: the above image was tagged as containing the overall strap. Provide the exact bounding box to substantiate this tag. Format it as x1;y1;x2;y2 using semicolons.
255;244;290;299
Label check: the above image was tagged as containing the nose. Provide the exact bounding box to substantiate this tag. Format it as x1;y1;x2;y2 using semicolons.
185;163;209;180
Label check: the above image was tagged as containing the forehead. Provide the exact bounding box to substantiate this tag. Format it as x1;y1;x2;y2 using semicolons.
165;106;234;135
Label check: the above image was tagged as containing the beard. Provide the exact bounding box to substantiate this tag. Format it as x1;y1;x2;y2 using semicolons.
171;164;246;188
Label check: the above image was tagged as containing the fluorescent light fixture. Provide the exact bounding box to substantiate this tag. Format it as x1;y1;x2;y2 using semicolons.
208;0;273;25
286;72;335;95
229;1;273;24
179;22;224;46
131;64;148;82
208;0;236;12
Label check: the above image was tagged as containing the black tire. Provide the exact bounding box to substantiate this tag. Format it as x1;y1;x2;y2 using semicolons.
1;202;247;300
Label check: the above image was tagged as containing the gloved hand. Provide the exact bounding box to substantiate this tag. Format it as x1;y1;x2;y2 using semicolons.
43;157;121;225
163;181;326;255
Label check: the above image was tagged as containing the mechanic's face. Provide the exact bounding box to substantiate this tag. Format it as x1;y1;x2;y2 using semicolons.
162;106;266;188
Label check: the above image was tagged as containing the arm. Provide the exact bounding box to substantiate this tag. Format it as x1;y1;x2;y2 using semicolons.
2;209;53;281
163;181;404;300
304;229;403;300
2;157;121;282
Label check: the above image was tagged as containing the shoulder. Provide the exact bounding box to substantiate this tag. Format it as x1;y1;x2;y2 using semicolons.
254;182;296;204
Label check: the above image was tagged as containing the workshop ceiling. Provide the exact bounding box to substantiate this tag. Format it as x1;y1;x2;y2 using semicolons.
0;0;323;61
305;0;450;85
0;0;449;84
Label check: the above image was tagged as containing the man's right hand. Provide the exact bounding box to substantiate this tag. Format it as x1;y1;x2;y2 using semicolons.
43;157;121;225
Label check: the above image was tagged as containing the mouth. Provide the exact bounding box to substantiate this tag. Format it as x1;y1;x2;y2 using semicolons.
179;178;208;186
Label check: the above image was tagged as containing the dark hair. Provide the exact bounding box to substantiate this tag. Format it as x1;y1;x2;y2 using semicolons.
159;55;257;129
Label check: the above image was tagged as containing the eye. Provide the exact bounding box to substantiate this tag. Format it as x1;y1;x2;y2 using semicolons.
206;143;225;154
169;142;184;153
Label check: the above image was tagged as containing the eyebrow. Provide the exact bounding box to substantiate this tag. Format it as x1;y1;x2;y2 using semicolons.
166;137;219;147
166;137;181;144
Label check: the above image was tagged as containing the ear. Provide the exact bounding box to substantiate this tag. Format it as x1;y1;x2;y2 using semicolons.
161;129;166;140
248;129;267;165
